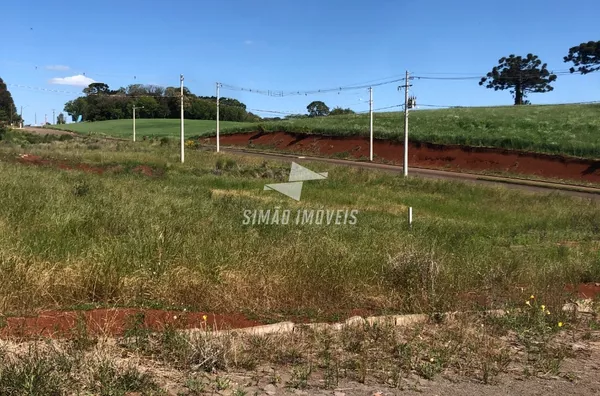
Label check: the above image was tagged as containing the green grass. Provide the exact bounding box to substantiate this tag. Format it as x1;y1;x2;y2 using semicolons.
0;132;599;317
52;118;254;139
220;103;600;158
50;103;600;158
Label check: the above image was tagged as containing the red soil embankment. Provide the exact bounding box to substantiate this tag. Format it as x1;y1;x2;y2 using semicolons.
0;309;261;339
1;283;597;340
204;132;600;184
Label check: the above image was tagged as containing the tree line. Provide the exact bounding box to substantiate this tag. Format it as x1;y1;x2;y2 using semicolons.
262;102;355;121
0;78;23;126
63;83;262;123
480;40;600;105
64;82;358;123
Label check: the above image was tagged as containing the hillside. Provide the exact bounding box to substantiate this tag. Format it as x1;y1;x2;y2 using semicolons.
55;119;254;139
220;103;600;159
55;104;600;158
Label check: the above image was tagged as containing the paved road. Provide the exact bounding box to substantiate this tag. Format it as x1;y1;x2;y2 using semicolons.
209;146;600;201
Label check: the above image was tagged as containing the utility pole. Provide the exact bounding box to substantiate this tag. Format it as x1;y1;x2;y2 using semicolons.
402;71;411;177
52;109;56;125
216;82;221;153
180;74;185;163
20;106;23;128
369;87;373;162
132;105;144;142
44;114;47;127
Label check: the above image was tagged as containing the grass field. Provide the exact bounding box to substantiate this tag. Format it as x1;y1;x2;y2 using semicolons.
53;103;600;158
222;103;600;158
1;129;599;393
0;130;598;317
54;118;254;139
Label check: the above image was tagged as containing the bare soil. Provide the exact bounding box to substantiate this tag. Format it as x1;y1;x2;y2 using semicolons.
0;309;261;339
1;282;597;340
566;283;600;299
3;322;598;396
203;132;600;184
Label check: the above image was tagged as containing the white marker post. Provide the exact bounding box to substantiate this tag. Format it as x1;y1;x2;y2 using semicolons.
216;82;221;153
180;74;185;163
408;207;413;230
132;105;143;142
369;86;373;162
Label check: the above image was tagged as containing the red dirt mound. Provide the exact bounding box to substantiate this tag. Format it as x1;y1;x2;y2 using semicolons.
0;309;261;339
132;165;155;177
17;154;106;175
204;132;600;184
0;308;387;340
565;283;600;300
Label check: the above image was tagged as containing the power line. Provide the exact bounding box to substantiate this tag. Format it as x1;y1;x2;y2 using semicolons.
414;69;573;76
415;104;452;108
414;76;482;81
220;68;576;97
247;108;299;115
413;71;574;81
413;100;600;109
338;74;408;86
6;83;83;95
220;76;408;97
411;71;488;75
357;104;403;114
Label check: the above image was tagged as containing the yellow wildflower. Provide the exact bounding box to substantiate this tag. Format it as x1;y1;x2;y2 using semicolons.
525;300;531;306
202;315;208;322
558;322;563;327
541;305;545;311
530;295;535;300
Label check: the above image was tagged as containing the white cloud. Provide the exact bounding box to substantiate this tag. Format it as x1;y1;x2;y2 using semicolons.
244;40;254;45
44;65;70;71
49;74;96;87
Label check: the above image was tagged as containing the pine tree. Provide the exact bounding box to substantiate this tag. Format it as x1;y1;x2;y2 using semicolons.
0;78;21;125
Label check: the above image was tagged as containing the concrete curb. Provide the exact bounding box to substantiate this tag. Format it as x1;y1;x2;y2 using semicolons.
183;310;507;337
193;300;598;338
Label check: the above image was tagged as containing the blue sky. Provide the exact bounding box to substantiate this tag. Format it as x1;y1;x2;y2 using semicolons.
1;0;599;124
